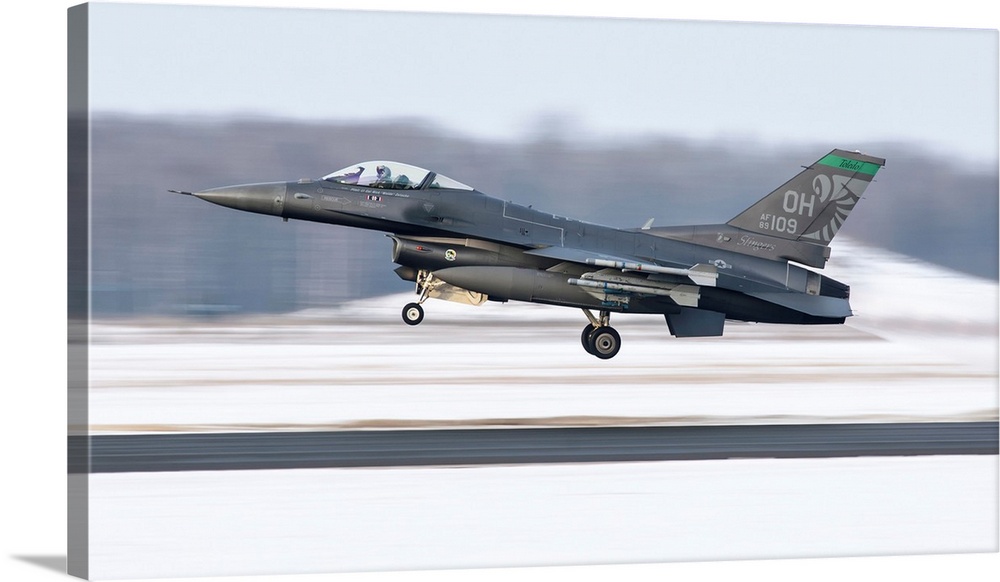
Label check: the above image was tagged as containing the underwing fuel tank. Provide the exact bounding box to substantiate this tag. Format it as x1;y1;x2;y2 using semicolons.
434;266;595;306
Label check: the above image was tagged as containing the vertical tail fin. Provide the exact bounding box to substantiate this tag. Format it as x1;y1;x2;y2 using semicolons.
727;149;885;245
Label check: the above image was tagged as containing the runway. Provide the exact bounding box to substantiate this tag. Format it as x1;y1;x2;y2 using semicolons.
72;422;999;473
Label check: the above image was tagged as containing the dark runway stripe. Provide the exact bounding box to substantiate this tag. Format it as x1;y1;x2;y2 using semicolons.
70;422;999;474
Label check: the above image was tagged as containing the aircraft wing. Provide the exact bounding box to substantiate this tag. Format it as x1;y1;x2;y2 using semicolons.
525;245;718;287
524;245;718;310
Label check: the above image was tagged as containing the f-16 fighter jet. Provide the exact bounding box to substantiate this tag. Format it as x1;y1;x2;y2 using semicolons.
173;149;884;359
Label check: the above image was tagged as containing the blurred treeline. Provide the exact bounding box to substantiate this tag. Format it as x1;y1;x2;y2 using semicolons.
87;115;998;316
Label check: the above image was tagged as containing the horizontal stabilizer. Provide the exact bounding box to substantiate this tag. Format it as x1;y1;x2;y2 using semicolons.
747;291;852;319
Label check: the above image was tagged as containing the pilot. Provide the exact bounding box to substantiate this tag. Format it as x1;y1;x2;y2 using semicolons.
375;165;393;187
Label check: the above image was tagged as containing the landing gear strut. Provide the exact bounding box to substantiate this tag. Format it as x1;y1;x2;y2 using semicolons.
580;309;621;359
403;270;443;325
401;270;435;326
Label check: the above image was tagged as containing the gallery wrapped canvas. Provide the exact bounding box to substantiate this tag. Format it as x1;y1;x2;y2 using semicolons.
66;2;997;581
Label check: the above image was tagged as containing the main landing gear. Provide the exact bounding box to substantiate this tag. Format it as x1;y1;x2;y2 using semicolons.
580;309;621;359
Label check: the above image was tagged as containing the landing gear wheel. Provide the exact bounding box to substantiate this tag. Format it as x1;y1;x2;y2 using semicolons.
580;324;597;355
588;326;621;359
402;302;424;326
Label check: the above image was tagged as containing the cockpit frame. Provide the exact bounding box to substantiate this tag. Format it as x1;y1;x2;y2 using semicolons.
322;161;474;192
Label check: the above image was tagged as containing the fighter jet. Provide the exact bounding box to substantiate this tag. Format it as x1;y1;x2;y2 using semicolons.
172;149;884;359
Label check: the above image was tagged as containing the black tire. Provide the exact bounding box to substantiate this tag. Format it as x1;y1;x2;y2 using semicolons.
580;324;597;354
588;326;621;359
402;303;424;326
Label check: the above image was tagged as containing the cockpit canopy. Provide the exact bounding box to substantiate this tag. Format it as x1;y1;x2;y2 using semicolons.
322;161;473;191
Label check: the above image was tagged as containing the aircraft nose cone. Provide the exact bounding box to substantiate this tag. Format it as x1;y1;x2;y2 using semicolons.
193;182;287;216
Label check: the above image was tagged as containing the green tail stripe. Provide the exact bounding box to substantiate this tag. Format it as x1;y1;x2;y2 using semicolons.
818;154;882;176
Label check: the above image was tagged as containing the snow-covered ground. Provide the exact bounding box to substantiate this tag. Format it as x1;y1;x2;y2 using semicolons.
85;328;995;432
90;456;997;580
84;239;999;579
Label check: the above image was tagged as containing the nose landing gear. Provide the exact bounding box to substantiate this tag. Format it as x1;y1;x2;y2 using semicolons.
402;302;424;325
401;270;435;326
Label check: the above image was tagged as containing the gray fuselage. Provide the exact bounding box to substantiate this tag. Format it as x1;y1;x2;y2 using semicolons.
209;176;850;324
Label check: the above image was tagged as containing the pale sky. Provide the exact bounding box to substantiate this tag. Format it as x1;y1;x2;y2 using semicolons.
84;1;998;165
